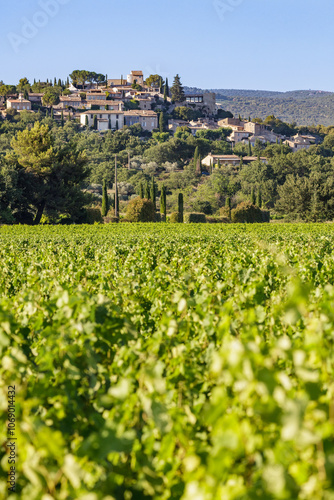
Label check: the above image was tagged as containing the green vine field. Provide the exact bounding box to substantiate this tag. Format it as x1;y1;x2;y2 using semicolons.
0;224;334;499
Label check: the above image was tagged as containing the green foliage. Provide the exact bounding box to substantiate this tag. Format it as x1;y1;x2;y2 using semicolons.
101;179;109;217
184;212;207;223
171;74;185;102
178;192;184;223
192;200;213;214
231;201;266;223
125;197;156;221
85;207;103;223
0;225;334;499
169;211;181;222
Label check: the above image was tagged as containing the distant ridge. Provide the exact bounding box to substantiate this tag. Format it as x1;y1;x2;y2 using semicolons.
184;87;334;126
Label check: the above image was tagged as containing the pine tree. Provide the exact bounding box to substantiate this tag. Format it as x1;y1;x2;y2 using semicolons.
101;179;109;216
61;110;64;127
150;176;156;209
251;187;256;205
159;112;164;133
93;114;97;130
178;193;184;223
256;188;262;208
145;182;150;200
171;74;185;102
139;183;144;199
160;185;167;221
248;141;252;156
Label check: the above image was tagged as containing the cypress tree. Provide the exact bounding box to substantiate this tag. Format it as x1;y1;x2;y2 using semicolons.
93;114;97;130
159;112;164;133
61;110;64;127
108;117;111;129
66;76;69;86
54;77;57;86
164;84;168;102
165;77;169;97
196;155;202;176
178;193;184;223
139;183;144;199
85;115;89;128
116;120;119;130
248;141;252;156
239;156;243;168
105;74;108;88
193;146;199;168
23;89;29;100
150;176;156;209
101;179;109;216
256;188;262;208
51;107;54;119
45;109;49;118
58;78;61;87
145;182;150;200
251;187;256;205
68;112;71;121
159;76;163;94
160;185;167;221
225;196;231;220
114;155;119;218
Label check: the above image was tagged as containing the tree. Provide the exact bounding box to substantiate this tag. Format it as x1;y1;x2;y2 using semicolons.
160;185;167;221
93;115;98;130
248;141;252;156
256;188;262;208
159;112;164;133
61;110;64;127
196;155;202;176
139;183;144;199
150;176;156;209
126;197;155;222
42;87;60;107
165;78;169;98
251;187;256;205
145;181;150;200
171;74;185;102
50;107;54;119
101;179;109;217
17;77;30;92
145;74;163;88
225;196;231;220
178;192;184;223
8;122;88;224
0;85;16;97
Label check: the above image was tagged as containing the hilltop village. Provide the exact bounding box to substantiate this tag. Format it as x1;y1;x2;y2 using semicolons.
1;69;334;224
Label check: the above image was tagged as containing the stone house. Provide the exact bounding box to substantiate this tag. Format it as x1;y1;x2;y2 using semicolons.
80;110;124;131
6;93;31;111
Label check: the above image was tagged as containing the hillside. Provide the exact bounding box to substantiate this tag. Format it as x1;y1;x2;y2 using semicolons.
185;87;334;126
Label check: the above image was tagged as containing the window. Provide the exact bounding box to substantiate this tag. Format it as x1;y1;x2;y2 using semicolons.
116;114;119;119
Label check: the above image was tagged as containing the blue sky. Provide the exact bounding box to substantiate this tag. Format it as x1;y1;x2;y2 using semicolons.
1;0;333;92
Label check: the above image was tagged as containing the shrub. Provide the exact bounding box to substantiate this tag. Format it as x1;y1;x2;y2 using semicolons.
206;216;230;224
184;213;207;223
126;197;156;222
231;201;267;223
13;211;34;225
220;206;231;219
193;200;213;215
103;216;119;223
85;208;103;224
169;212;181;223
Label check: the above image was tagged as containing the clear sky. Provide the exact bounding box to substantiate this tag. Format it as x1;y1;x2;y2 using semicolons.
1;0;333;92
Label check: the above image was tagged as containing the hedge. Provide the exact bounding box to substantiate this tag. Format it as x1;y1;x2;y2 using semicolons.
184;213;207;223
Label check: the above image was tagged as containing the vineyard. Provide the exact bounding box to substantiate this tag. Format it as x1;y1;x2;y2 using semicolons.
1;223;334;500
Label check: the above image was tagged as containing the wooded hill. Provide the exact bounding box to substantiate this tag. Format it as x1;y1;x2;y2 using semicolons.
185;87;334;126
